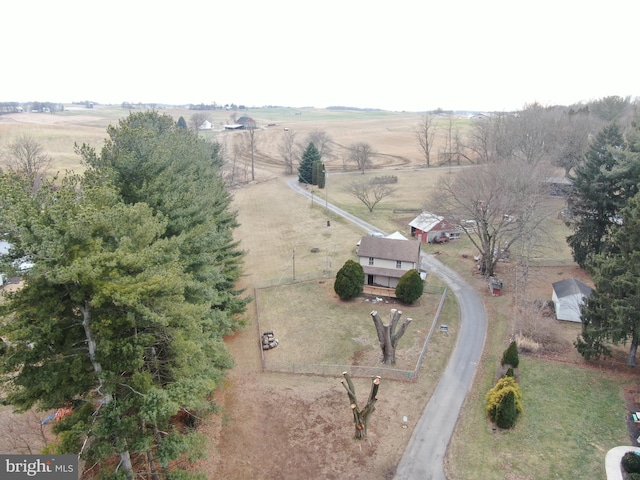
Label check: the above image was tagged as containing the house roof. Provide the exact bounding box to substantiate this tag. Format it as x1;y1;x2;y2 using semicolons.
357;237;420;262
237;116;255;124
552;278;592;298
409;212;457;233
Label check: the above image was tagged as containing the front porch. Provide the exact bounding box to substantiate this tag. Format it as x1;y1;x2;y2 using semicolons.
363;285;396;298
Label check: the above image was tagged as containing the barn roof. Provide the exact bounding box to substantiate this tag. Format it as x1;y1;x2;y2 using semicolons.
552;278;592;299
357;236;420;262
409;212;457;232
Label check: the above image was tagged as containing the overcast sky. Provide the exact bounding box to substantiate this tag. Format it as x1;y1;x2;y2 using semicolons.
2;0;638;112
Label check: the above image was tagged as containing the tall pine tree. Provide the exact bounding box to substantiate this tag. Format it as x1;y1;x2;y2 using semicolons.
298;142;320;184
567;123;633;269
0;111;247;478
576;192;640;366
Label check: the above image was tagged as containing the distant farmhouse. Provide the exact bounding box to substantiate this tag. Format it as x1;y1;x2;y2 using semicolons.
198;120;213;130
408;212;461;244
223;116;256;130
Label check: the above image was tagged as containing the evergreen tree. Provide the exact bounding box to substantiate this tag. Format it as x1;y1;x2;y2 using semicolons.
501;340;520;368
177;116;187;129
298;142;320;184
317;163;326;189
575;192;640;366
81;111;248;335
395;269;424;304
567;123;635;269
486;376;523;425
0;111;247;478
334;260;364;300
0;174;212;476
495;389;518;429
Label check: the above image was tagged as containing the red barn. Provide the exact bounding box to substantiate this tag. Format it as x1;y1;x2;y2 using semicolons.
408;212;461;243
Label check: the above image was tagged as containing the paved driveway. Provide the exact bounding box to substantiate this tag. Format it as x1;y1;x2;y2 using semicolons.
287;178;488;479
394;255;487;479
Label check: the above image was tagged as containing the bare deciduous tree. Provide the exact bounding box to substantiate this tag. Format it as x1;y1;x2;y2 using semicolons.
0;409;52;454
345;179;395;212
3;135;52;192
341;372;381;440
279;129;298;175
371;309;412;364
189;112;208;131
306;130;333;161
550;111;593;176
416;114;437;167
246;126;259;181
439;115;469;165
347;142;375;174
465;117;494;163
433;158;553;278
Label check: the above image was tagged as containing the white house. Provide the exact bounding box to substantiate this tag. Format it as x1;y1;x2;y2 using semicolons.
198;120;213;130
356;236;421;289
551;278;593;323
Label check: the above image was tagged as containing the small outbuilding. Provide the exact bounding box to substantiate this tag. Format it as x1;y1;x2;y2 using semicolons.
408;212;461;243
551;278;592;323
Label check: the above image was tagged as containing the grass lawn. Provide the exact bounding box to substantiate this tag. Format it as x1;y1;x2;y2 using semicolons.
256;278;451;370
447;358;630;479
2;108;635;478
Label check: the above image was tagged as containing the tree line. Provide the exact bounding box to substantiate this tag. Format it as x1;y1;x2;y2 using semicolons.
423;96;640;366
0;111;248;478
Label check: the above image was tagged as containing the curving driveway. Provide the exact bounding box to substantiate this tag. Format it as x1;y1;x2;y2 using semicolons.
394;256;486;479
287;178;488;479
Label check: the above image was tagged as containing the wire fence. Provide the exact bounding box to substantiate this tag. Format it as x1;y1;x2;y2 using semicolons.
255;284;449;383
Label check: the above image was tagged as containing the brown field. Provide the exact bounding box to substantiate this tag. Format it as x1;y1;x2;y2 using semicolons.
0;107;634;479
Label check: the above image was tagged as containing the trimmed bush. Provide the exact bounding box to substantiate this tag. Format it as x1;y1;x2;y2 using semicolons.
495;389;518;429
501;340;520;368
395;269;424;304
622;451;640;474
486;376;523;427
334;260;364;300
504;367;515;378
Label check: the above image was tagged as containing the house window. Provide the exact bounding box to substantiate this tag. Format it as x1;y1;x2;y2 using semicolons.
396;260;402;269
369;257;374;266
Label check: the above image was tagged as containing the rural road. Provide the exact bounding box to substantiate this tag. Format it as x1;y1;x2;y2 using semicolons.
288;177;488;480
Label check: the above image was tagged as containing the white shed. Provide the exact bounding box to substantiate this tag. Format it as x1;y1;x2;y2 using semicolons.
551;278;592;323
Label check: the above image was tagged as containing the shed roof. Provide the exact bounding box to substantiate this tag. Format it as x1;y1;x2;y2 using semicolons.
358;236;420;262
552;278;592;299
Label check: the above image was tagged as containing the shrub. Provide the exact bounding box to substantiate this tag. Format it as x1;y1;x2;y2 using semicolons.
486;376;523;427
626;473;640;480
395;269;424;304
501;340;520;368
495;389;518;429
504;367;515;378
370;175;398;185
622;451;640;474
334;260;364;300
